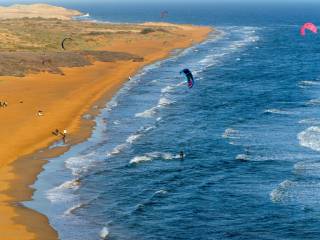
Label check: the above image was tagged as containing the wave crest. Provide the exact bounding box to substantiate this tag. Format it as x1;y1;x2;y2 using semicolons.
130;152;180;164
270;180;295;203
298;126;320;152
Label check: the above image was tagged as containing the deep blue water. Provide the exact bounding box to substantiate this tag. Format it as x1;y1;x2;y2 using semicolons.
25;2;320;240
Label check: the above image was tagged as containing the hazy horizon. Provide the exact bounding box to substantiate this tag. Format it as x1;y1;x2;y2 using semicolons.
3;0;320;5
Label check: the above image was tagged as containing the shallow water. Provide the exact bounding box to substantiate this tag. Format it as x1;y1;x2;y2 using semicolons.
26;2;320;240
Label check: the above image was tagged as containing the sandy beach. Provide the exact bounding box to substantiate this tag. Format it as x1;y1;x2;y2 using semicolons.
0;4;212;239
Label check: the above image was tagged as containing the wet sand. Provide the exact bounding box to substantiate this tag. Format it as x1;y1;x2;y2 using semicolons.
0;22;212;239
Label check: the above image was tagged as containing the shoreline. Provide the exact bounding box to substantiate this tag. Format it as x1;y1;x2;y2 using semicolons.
0;23;212;239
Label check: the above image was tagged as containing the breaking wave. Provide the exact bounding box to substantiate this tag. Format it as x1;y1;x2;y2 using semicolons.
64;202;85;216
135;107;157;118
130;152;180;164
135;97;175;118
299;80;320;87
236;154;249;161
264;109;293;115
46;179;80;203
65;153;99;176
99;227;109;239
298;126;320;152
222;128;240;139
270;180;295;203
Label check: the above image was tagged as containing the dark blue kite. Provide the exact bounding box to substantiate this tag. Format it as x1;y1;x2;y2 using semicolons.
180;68;194;88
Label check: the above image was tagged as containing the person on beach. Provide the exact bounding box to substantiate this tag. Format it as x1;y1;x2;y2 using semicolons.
61;129;67;143
52;129;67;143
37;110;44;116
0;101;8;107
52;129;60;136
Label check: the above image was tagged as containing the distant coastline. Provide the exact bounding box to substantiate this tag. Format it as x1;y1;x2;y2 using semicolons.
0;3;82;20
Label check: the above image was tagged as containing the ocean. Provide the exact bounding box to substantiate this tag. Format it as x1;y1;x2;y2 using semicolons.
25;1;320;239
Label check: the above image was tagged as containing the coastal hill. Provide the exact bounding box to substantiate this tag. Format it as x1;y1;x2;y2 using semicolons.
0;4;202;77
0;3;81;20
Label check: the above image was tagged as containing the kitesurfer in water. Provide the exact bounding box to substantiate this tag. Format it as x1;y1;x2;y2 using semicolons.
180;151;184;160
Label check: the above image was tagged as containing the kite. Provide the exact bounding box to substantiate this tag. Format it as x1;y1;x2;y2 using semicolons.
180;69;194;88
61;37;73;50
300;22;317;36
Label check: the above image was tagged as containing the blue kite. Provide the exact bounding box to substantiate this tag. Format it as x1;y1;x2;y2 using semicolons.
180;68;194;88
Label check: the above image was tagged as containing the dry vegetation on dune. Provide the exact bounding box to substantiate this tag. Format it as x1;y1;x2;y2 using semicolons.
0;18;176;76
0;3;82;20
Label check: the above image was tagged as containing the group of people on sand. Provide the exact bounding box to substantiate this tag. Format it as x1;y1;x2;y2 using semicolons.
52;129;68;143
0;101;8;107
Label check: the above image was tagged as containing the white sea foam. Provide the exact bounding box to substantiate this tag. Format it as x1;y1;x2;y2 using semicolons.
78;13;90;18
236;154;249;161
64;202;83;216
65;153;97;176
187;27;261;72
135;96;174;119
106;143;127;157
135;107;157;118
270;180;295;203
158;97;174;107
264;109;293;115
307;99;320;105
107;132;144;157
99;227;109;239
105;100;118;111
82;114;92;120
298;126;320;152
130;155;153;164
126;134;142;144
46;188;72;203
299;118;320;125
155;189;168;195
130;152;180;164
222;128;240;139
161;85;175;93
143;126;155;132
299;80;320;87
46;179;80;203
294;162;320;173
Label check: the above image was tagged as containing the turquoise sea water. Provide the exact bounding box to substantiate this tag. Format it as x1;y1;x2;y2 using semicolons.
24;2;320;239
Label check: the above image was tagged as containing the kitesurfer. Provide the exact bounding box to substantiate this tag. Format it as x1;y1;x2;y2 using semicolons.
180;151;184;160
59;129;67;143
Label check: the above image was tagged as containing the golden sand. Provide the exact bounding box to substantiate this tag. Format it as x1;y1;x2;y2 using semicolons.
0;22;212;239
0;4;81;20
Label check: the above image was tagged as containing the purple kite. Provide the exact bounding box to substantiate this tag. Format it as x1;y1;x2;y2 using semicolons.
180;69;194;89
300;22;318;36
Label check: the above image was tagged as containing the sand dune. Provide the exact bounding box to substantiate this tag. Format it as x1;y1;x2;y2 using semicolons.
0;4;81;20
